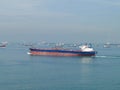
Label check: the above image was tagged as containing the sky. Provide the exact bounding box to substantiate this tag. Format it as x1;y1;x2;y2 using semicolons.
0;0;120;43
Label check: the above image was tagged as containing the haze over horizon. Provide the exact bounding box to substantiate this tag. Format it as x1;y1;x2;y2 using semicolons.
0;0;120;43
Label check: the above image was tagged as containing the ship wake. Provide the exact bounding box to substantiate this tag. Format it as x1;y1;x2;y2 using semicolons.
96;55;120;59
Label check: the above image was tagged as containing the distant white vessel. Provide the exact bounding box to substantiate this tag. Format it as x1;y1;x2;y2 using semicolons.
104;42;110;48
0;42;8;47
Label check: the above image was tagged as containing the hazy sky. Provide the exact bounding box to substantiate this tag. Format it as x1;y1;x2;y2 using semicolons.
0;0;120;43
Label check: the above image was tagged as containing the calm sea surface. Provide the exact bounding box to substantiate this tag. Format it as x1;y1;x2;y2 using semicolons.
0;43;120;90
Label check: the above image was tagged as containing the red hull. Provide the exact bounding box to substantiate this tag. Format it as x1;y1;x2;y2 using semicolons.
29;51;95;57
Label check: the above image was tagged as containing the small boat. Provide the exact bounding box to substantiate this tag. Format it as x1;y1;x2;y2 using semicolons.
28;44;97;57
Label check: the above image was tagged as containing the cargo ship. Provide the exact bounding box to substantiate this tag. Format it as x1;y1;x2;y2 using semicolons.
28;44;97;56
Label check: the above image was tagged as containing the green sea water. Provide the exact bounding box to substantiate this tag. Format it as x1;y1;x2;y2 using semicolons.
0;43;120;90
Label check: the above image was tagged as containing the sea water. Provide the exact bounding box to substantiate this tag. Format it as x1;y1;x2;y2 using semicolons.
0;43;120;90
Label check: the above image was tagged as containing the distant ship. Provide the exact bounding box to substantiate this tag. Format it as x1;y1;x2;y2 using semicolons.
0;42;8;47
103;42;120;48
28;44;97;57
104;42;110;48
